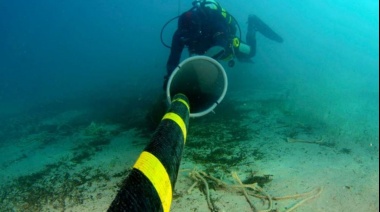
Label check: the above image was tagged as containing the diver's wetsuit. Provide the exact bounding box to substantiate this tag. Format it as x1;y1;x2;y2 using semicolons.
166;7;241;77
164;5;283;90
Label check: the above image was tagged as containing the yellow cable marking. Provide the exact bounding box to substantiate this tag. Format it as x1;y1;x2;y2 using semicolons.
133;151;172;212
162;112;187;142
172;98;190;112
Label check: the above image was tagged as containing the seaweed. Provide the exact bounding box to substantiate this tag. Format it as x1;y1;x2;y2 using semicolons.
71;150;93;164
0;159;126;211
183;98;265;175
339;148;352;154
242;174;273;188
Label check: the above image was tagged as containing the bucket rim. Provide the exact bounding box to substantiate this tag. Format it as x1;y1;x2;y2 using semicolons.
166;55;228;118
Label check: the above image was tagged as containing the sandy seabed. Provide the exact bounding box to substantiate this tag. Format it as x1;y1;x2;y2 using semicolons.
0;89;378;212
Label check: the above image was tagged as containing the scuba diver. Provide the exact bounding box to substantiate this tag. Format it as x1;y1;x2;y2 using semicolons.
162;0;284;90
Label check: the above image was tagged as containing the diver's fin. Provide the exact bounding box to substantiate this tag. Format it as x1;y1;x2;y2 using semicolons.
248;15;283;43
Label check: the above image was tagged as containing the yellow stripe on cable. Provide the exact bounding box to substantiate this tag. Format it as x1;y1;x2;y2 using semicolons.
162;112;187;142
173;98;190;112
133;151;172;212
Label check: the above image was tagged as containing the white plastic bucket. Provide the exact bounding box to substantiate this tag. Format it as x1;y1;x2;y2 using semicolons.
166;56;228;117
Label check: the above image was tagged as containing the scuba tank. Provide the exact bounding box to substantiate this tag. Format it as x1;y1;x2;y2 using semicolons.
233;37;251;55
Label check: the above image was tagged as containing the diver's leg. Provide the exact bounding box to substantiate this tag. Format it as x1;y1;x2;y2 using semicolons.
248;14;283;43
236;15;283;62
234;16;257;62
246;20;257;58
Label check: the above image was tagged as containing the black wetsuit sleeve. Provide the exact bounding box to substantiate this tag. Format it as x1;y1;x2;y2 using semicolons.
207;11;234;58
166;29;184;76
212;21;230;48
